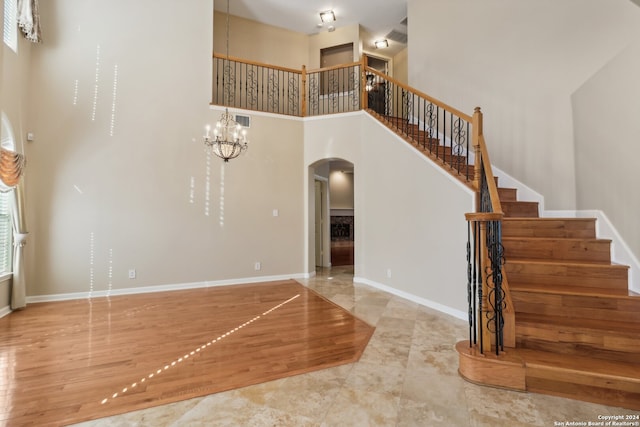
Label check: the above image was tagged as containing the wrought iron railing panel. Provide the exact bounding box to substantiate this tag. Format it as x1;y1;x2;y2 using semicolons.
466;161;505;355
306;64;361;117
213;56;301;116
364;72;473;183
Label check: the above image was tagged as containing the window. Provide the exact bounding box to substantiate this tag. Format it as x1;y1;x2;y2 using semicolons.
0;113;15;274
0;191;11;274
3;0;18;52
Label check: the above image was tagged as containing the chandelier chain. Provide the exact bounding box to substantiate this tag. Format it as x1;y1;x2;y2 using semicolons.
204;0;249;163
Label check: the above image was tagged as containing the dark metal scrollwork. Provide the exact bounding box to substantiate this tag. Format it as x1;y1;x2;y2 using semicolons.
267;72;280;112
452;116;467;173
328;72;339;110
403;90;413;123
309;75;319;114
288;75;299;115
484;224;506;353
246;68;258;107
223;63;235;105
426;103;437;140
349;69;360;108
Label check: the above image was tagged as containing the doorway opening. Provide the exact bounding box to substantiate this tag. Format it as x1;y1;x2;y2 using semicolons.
311;158;355;269
319;43;355;96
365;54;389;115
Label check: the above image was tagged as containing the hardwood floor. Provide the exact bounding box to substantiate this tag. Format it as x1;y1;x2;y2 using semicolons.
0;280;374;426
330;242;354;266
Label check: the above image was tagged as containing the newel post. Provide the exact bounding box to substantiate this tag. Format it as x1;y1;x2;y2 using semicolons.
472;107;483;193
301;65;307;117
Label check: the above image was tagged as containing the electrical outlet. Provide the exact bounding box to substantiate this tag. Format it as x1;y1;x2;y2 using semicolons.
128;269;136;279
386;269;392;278
254;262;261;271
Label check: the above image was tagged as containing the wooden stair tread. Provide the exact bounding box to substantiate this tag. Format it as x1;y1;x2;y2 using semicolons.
503;217;596;223
511;283;638;298
506;258;629;268
504;236;612;243
516;348;640;383
516;312;640;334
505;255;612;268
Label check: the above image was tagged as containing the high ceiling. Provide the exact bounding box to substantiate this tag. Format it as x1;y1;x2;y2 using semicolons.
213;0;408;55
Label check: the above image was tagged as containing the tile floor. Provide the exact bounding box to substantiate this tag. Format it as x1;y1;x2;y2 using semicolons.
73;266;640;426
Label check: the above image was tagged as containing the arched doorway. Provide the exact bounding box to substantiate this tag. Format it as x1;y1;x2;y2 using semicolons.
310;158;355;269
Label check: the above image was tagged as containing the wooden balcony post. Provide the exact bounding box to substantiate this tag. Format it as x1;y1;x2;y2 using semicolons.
301;65;307;117
472;107;483;193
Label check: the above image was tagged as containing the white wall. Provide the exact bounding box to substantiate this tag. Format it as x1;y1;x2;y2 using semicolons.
1;0;33;310
213;12;309;69
308;24;361;69
329;170;354;210
408;0;640;211
358;117;473;314
572;34;640;262
24;0;306;297
304;113;474;315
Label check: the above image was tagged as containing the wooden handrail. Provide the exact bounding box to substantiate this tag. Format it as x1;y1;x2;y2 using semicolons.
478;135;503;216
306;61;363;74
364;67;472;123
213;52;303;75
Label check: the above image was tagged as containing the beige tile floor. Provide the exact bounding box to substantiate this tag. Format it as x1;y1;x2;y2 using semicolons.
73;266;640;426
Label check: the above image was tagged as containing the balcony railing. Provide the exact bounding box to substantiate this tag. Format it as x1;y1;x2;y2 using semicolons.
211;53;511;355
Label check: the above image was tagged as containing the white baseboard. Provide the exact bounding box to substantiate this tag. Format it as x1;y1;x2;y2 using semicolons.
353;276;467;321
544;209;640;293
25;272;312;304
0;305;11;319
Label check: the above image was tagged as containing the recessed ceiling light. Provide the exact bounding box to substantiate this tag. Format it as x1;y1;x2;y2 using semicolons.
319;10;336;23
374;39;389;49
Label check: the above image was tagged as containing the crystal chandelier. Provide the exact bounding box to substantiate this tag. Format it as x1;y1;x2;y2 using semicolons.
204;112;248;162
204;0;249;162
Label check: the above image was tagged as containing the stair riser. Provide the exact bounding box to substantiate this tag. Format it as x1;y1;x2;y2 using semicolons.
505;262;629;290
501;201;539;218
503;219;596;239
498;188;517;202
515;326;640;363
504;239;611;263
512;292;640;323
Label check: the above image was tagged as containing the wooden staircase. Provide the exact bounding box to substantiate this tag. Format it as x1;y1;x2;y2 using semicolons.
370;112;640;410
462;183;640;410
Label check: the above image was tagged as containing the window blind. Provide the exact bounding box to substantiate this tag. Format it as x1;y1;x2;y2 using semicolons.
0;191;12;274
3;0;17;52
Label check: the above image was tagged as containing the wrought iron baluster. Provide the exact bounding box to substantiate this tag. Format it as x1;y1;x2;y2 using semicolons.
477;220;483;353
467;222;473;346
